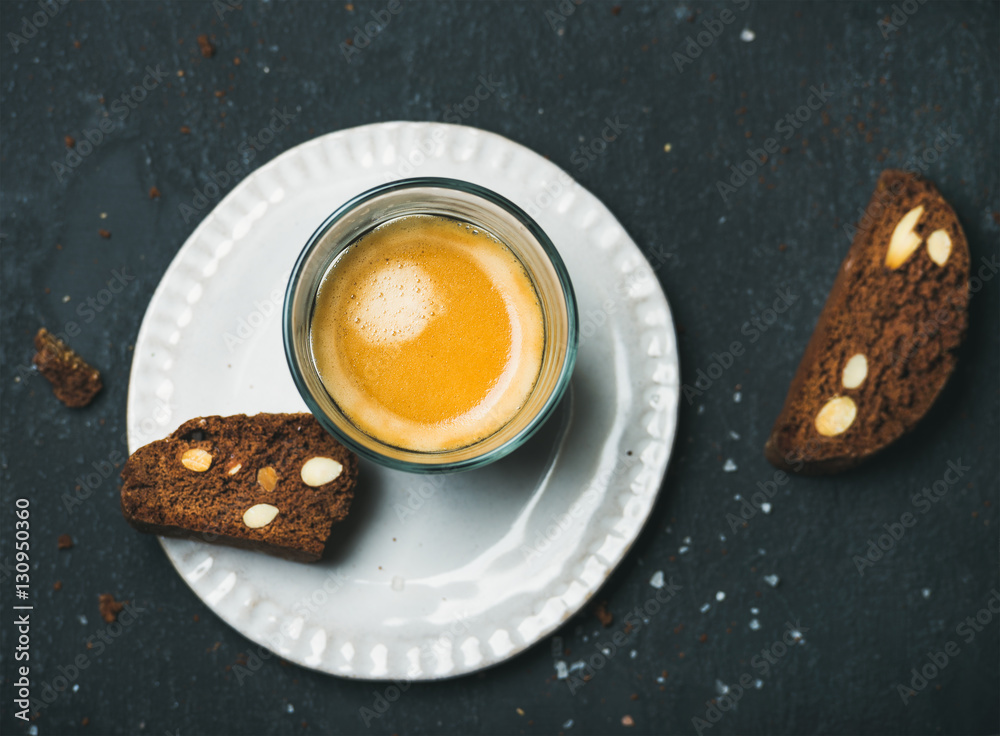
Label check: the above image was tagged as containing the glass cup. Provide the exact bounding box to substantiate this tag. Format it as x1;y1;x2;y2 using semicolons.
283;177;578;473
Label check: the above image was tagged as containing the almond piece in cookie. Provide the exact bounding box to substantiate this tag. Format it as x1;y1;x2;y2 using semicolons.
764;170;970;474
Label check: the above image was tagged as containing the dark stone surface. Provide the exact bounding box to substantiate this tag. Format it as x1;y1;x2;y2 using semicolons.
1;1;998;734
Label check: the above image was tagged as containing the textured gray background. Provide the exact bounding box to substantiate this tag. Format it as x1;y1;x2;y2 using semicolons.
1;1;998;735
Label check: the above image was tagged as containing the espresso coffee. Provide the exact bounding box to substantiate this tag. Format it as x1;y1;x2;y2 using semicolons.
310;214;544;452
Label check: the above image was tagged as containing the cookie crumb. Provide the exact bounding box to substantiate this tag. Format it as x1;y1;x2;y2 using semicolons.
53;580;63;591
98;593;126;623
98;229;111;239
57;533;74;549
622;715;635;727
593;601;613;628
197;34;216;58
64;135;76;148
33;329;102;407
149;186;161;199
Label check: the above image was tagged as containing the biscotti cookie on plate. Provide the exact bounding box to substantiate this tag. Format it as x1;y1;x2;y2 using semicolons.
765;170;970;474
121;413;358;561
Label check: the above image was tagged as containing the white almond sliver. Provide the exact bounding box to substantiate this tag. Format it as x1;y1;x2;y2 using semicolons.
301;457;343;487
926;229;952;266
243;504;279;529
842;354;868;389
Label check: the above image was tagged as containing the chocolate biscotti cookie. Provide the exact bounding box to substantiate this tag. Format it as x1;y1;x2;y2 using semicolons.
33;328;102;407
765;170;969;474
121;414;358;561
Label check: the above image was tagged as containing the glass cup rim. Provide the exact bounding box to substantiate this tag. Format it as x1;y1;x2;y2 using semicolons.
282;176;578;473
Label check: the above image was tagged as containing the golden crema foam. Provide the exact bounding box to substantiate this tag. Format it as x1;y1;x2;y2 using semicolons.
310;214;545;452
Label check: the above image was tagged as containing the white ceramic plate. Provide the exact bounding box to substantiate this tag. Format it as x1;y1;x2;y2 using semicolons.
127;122;680;679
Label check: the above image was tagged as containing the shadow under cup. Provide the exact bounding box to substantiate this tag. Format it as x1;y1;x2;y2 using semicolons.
283;177;578;473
